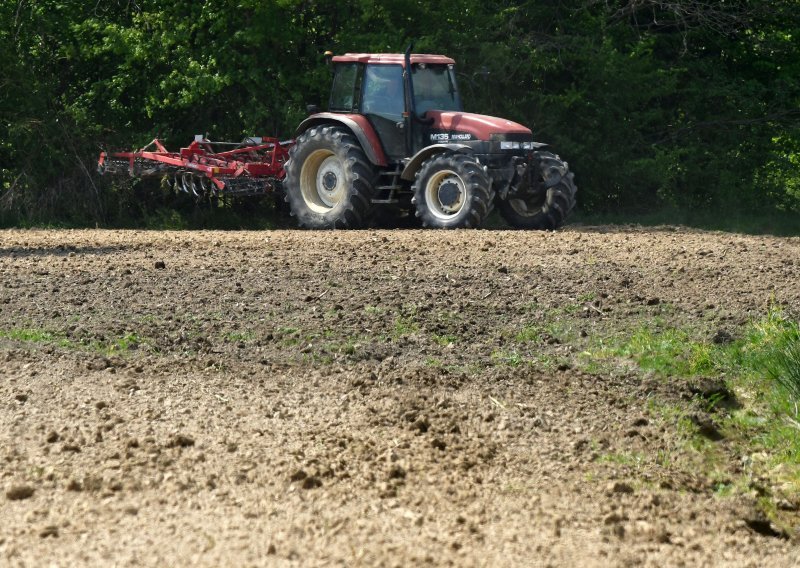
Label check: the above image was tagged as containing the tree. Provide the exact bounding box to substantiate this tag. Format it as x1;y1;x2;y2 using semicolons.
1;0;798;226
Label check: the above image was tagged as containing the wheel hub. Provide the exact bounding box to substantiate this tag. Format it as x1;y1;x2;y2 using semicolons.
322;171;338;191
438;181;461;209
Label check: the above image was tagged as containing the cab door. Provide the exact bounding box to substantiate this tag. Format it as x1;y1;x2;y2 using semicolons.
361;64;406;161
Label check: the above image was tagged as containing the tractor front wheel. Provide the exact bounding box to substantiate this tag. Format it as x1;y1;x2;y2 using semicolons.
499;151;577;230
284;125;376;229
412;153;492;229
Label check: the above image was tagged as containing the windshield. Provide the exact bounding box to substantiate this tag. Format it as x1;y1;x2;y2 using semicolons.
412;63;461;114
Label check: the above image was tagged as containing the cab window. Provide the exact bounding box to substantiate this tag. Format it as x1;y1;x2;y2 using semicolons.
329;63;359;112
361;64;405;120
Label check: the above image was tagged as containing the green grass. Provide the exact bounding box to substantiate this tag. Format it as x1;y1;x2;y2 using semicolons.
431;333;457;347
0;327;146;355
274;326;301;346
392;316;419;338
108;332;142;352
223;331;255;343
491;349;524;367
597;450;645;468
585;306;800;525
0;328;65;343
515;325;542;343
760;315;800;404
617;327;718;376
602;306;800;410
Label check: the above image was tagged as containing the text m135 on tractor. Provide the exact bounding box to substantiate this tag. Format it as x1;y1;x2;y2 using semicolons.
99;48;576;230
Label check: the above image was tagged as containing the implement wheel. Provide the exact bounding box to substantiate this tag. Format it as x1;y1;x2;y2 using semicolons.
284;125;376;229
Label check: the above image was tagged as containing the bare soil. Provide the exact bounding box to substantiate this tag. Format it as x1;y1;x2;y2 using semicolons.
1;226;798;566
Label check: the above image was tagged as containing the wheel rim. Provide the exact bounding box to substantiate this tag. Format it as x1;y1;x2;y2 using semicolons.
507;194;545;218
299;150;345;213
508;170;547;218
425;169;466;220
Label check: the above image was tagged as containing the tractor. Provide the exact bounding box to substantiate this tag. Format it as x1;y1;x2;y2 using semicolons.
283;47;577;229
97;47;576;230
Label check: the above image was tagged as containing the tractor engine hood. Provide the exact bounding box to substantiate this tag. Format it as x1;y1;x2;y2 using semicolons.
425;111;532;142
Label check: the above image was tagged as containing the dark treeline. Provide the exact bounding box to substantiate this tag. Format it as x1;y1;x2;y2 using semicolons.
1;0;798;226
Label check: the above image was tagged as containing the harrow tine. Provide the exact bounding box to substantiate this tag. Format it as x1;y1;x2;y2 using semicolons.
190;176;201;197
181;173;193;194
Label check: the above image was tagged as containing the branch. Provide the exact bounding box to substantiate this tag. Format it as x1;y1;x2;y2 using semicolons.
588;0;753;37
651;108;800;145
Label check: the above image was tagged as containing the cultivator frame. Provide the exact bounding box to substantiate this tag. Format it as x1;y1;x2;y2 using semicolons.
98;136;294;198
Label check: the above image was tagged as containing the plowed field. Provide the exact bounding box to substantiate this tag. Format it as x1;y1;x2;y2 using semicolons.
1;227;798;566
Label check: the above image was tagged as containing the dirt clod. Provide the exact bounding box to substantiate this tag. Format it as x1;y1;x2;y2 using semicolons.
690;414;725;441
745;519;788;539
711;329;734;344
289;470;307;482
6;485;35;501
411;417;430;433
167;435;195;448
301;476;323;490
607;481;635;495
39;526;59;538
387;465;407;480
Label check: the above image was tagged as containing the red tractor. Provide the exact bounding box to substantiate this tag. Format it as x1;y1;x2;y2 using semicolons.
284;47;576;229
98;48;576;230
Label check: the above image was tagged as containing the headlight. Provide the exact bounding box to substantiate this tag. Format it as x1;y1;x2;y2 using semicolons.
521;142;533;150
500;141;520;150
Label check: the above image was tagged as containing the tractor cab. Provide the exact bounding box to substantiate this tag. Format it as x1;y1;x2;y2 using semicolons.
327;53;462;161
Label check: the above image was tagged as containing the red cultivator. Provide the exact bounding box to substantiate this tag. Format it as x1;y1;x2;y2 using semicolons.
98;136;294;198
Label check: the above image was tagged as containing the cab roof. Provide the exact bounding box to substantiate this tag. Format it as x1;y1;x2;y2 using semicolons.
331;53;455;66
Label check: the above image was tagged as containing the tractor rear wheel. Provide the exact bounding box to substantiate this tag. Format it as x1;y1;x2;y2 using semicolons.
499;151;577;230
412;153;492;229
284;125;376;229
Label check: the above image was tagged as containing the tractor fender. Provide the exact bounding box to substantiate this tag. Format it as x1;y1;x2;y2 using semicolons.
295;113;388;167
400;144;473;181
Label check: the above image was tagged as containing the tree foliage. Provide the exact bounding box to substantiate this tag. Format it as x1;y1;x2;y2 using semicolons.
1;0;798;226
